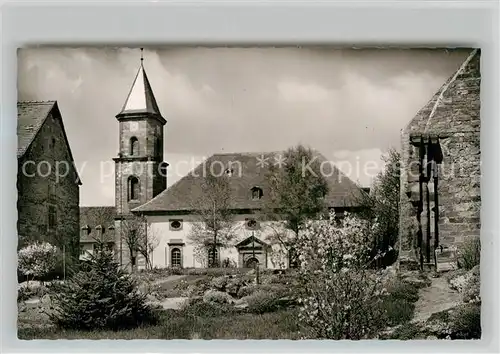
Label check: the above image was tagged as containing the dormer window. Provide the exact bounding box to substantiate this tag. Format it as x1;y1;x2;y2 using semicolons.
251;186;263;200
81;225;91;235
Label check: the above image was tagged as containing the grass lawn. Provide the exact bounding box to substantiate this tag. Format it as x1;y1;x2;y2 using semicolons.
18;308;304;340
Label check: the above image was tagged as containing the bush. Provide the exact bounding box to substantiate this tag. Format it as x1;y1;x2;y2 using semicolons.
457;236;480;271
209;276;228;291
17;283;49;302
450;303;481;339
377;279;419;326
48;244;158;330
237;285;257;298
202;290;232;305
462;269;480;304
182;300;236;317
295;212;387;339
243;290;284;314
18;242;59;282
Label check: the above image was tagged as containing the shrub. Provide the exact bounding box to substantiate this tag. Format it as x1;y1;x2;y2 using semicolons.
209;276;228;291
244;290;282;314
462;269;480;304
450;303;481;339
295;212;387;339
457;236;480;271
18;242;59;283
17;283;49;302
182;300;236;317
48;243;158;330
202;290;232;305
237;285;257;298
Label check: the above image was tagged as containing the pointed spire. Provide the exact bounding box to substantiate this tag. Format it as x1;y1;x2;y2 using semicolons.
117;48;165;123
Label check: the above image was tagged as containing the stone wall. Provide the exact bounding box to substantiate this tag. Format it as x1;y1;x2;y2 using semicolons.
399;49;480;267
17;110;80;266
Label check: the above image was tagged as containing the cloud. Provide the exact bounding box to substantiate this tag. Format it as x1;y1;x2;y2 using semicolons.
277;80;332;103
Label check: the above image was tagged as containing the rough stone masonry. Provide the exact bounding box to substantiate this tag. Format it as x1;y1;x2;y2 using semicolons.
399;49;480;270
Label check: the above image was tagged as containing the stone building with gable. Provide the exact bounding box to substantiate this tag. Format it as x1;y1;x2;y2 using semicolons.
399;49;481;270
81;53;365;271
17;101;82;266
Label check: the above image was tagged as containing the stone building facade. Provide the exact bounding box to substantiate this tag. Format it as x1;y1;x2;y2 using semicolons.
17;101;82;267
399;49;480;270
81;54;365;271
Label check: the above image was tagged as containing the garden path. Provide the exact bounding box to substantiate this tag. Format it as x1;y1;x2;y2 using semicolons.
412;276;461;323
150;274;186;286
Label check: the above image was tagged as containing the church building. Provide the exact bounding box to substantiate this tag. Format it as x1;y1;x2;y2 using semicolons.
81;51;365;271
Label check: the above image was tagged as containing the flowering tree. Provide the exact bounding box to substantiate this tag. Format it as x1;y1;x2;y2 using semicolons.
18;242;59;285
296;212;386;339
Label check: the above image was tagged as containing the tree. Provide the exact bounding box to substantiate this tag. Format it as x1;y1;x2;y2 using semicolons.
120;215;160;271
355;148;400;266
295;212;386;339
48;240;158;330
188;173;236;267
264;145;329;267
18;241;59;285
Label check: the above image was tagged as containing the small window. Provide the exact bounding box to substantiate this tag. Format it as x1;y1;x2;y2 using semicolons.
246;218;259;230
170;220;183;231
251;187;263;200
50;138;56;149
171;248;182;267
130;137;139;156
48;205;57;230
79;245;85;255
48;182;56;203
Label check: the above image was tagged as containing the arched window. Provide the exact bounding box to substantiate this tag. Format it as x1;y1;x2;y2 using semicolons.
171;248;182;267
130;137;139;156
128;176;140;201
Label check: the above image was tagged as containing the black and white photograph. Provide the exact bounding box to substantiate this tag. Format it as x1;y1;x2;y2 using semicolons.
16;46;481;340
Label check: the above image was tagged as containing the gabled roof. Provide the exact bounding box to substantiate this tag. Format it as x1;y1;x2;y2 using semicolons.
17;101;56;158
235;235;270;249
80;206;116;243
133;150;364;214
17;100;82;185
404;49;480;137
116;63;165;123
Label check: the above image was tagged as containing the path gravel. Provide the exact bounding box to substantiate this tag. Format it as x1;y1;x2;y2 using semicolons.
412;276;461;323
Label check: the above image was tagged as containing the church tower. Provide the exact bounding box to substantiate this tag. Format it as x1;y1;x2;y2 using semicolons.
114;49;168;219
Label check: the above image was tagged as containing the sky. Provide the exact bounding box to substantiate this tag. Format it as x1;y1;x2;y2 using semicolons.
17;47;470;207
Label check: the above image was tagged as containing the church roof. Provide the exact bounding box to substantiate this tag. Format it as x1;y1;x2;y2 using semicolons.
404;49;480;137
132;150;364;214
116;62;164;122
